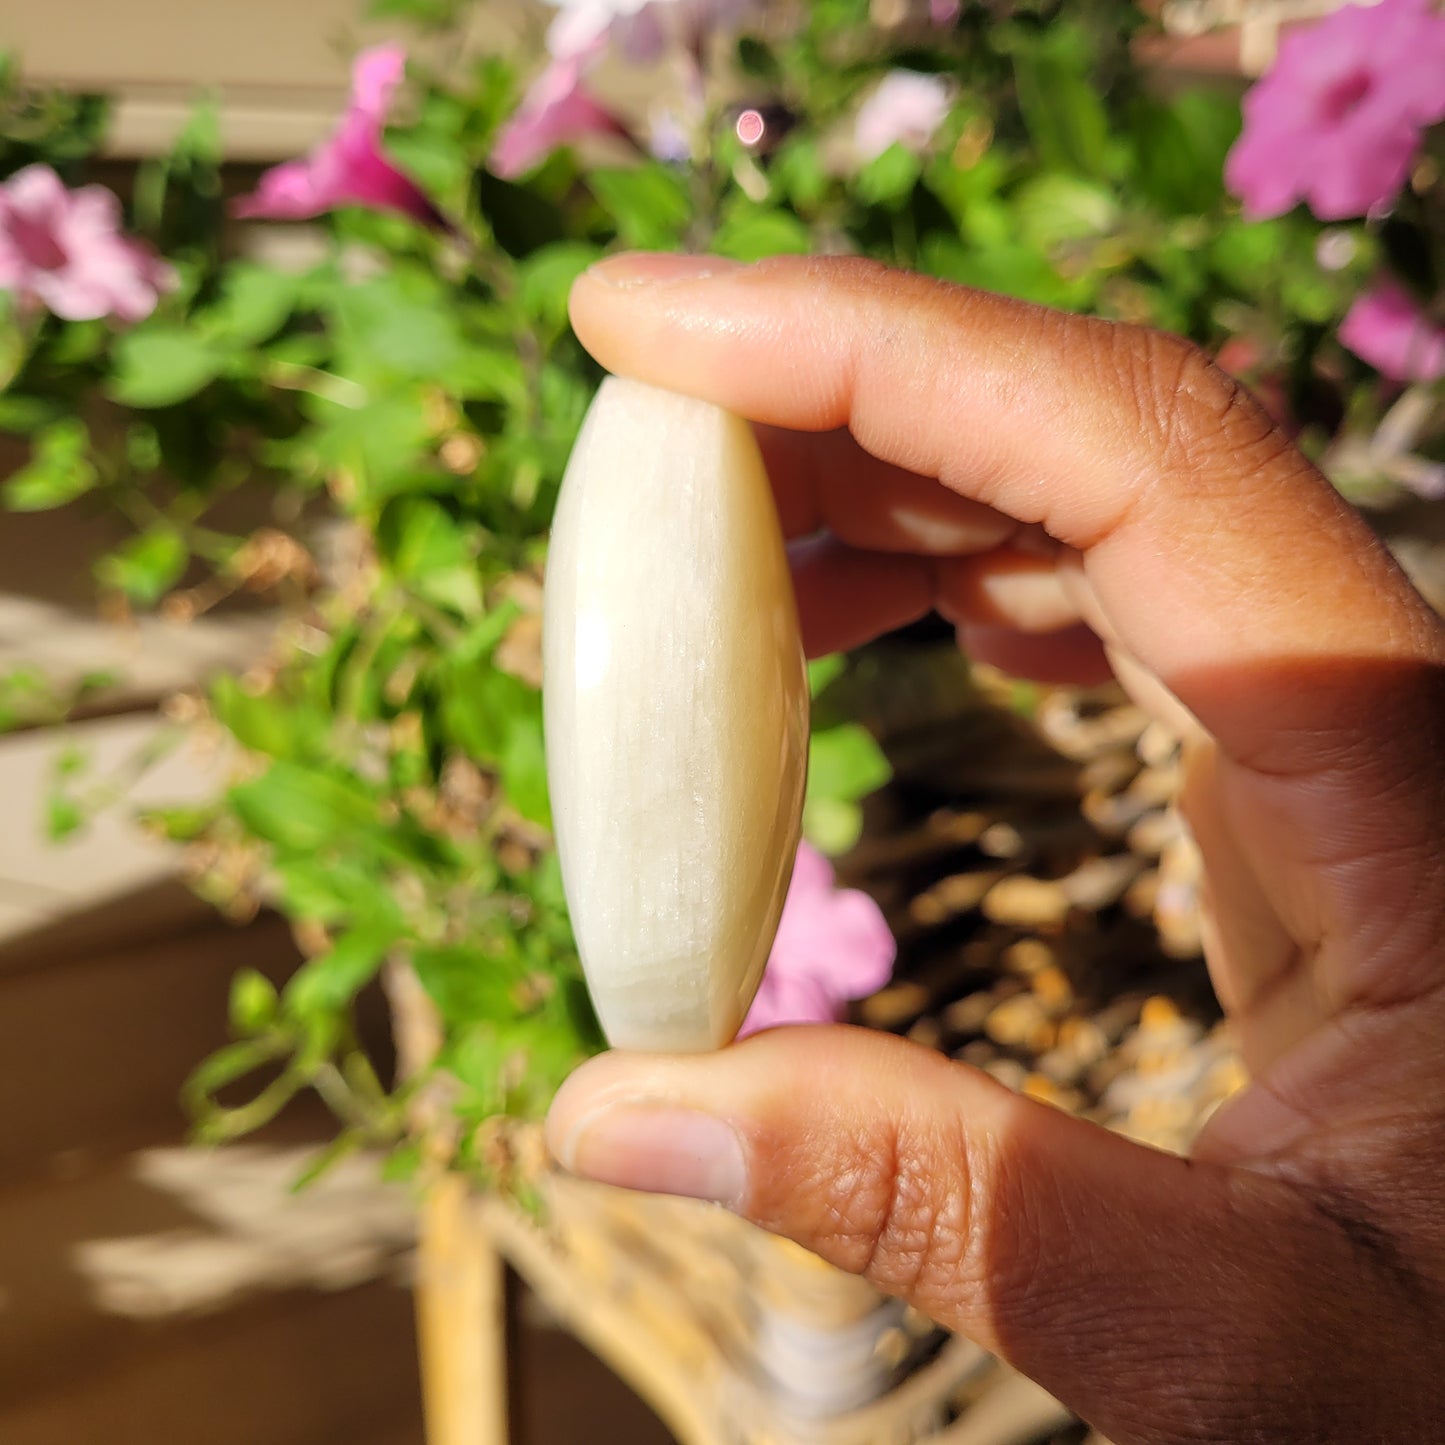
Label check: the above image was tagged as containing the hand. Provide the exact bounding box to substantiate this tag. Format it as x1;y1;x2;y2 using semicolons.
546;254;1445;1443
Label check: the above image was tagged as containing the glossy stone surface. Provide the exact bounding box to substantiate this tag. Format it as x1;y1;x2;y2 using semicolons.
543;377;808;1051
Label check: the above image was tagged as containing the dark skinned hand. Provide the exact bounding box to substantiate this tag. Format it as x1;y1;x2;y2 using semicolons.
546;254;1445;1444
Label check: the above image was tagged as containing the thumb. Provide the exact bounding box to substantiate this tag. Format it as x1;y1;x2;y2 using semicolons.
546;1027;1385;1443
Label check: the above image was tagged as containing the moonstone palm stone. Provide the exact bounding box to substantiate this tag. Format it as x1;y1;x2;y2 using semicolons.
543;376;808;1052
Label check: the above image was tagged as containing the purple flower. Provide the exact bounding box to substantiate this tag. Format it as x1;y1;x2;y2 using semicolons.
1339;279;1445;382
854;70;953;162
0;165;174;323
233;46;445;228
738;841;896;1037
1225;0;1445;221
491;54;630;179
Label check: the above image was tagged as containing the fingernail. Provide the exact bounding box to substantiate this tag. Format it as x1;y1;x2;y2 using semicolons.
555;1103;748;1207
585;251;744;288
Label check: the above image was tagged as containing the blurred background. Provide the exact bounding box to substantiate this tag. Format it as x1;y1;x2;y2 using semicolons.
0;1;1440;1442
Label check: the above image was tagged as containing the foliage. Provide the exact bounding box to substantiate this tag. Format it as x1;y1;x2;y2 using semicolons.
0;0;1440;1178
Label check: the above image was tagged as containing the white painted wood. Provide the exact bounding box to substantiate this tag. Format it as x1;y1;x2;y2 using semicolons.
544;378;807;1052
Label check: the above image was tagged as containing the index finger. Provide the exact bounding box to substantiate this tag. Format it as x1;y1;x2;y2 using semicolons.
569;253;1445;774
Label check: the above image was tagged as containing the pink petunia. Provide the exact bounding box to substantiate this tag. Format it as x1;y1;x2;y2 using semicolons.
546;0;660;60
0;165;174;324
854;70;953;162
233;45;445;228
491;54;630;178
1225;0;1445;221
544;0;756;62
1339;279;1445;383
738;841;896;1037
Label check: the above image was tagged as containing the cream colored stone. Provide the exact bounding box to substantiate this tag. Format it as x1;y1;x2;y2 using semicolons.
543;377;807;1051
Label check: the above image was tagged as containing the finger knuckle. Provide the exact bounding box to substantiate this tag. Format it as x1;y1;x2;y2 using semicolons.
786;1112;978;1303
1110;324;1293;485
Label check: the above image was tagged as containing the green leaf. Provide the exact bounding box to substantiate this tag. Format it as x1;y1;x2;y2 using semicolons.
807;722;890;805
95;527;188;604
1281;267;1346;326
54;743;88;779
274;855;379;923
445;1013;579;1118
444;346;528;406
712;204;812;262
501;716;550;827
590;165;692;249
517;242;603;329
444;1024;506;1112
205;263;298;346
736;35;780;81
1209;219;1284;292
453;602;524;666
1127;90;1240;216
919;236;1092;308
1009;25;1112;180
47;318;109;367
301;389;434;495
229;969;279;1035
109;326;229;408
368;0;467;26
211;673;296;757
285;918;399;1019
0;394;63;434
771;137;829;212
46;793;85;841
412;943;522;1024
1012;173;1118;252
807;655;846;696
854;144;924;210
3;418;96;511
802;794;864;855
142;804;214;841
475;168;566;258
440;659;537;761
377;497;483;616
229;760;376;852
331;273;467;383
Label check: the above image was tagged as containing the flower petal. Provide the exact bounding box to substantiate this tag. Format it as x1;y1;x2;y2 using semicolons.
491;57;626;178
350;43;407;125
233;158;327;219
1226;0;1444;221
1340;280;1445;383
737;970;839;1037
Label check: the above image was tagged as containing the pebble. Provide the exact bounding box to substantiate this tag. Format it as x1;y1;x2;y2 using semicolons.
983;876;1072;929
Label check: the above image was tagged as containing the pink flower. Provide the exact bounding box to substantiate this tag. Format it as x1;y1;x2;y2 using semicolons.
1339;280;1445;382
1225;0;1445;221
492;55;629;178
930;0;961;23
855;70;953;162
544;0;755;62
233;46;445;228
738;842;896;1037
0;165;174;323
546;0;660;60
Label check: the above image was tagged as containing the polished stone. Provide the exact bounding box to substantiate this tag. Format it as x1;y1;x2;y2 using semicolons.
544;378;808;1051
